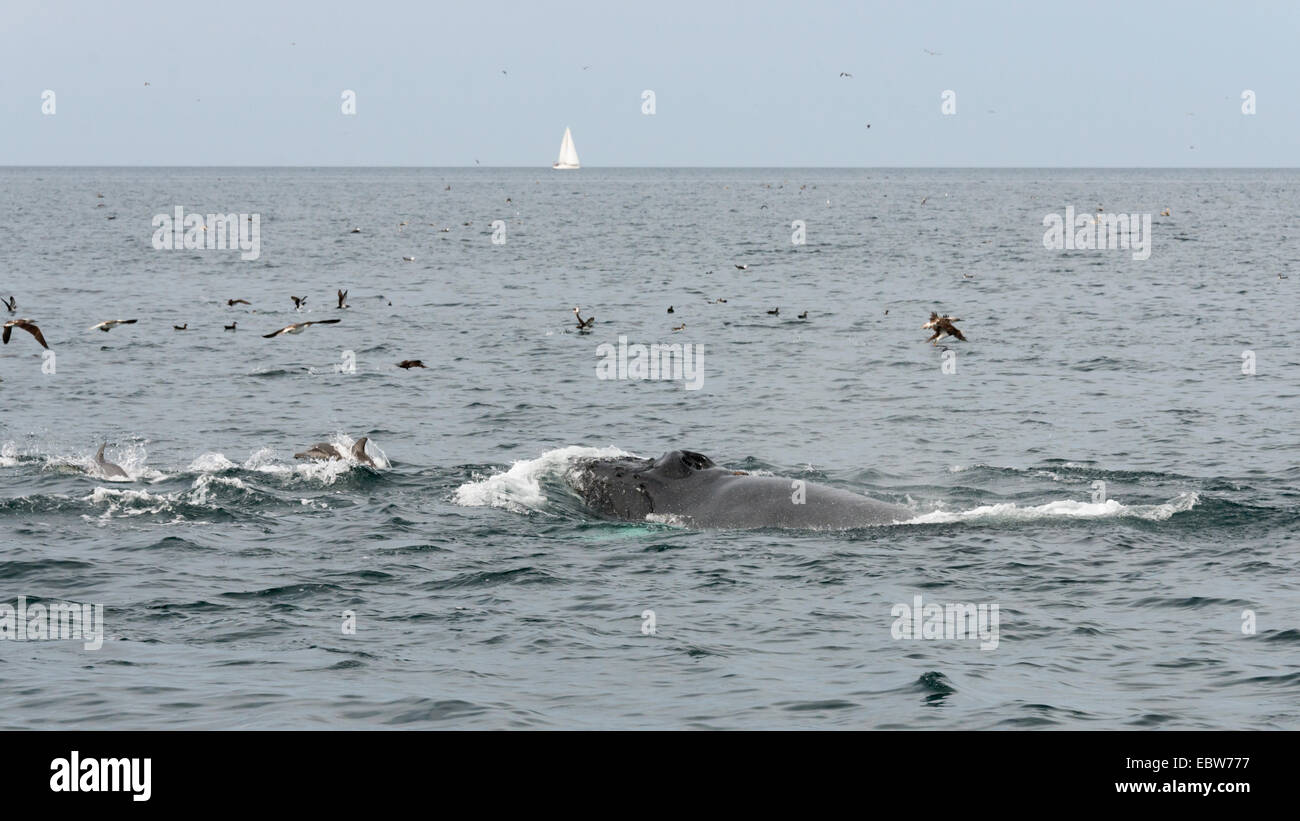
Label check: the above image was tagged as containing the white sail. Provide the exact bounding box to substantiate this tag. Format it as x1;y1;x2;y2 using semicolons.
553;127;580;169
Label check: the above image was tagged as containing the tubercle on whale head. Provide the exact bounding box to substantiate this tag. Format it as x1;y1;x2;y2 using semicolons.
569;455;657;520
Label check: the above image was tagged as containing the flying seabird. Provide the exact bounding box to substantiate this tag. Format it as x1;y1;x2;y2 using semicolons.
922;312;967;344
89;319;138;332
1161;208;1171;217
397;360;427;369
923;49;942;56
173;323;187;330
402;256;415;262
291;296;307;310
707;298;728;304
337;289;349;309
350;227;361;234
2;319;49;349
735;264;749;271
671;323;685;332
227;299;251;306
3;296;15;313
572;307;595;331
262;319;342;338
839;72;853;78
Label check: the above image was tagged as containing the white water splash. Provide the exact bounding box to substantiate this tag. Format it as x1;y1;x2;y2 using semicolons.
904;492;1199;525
454;445;634;512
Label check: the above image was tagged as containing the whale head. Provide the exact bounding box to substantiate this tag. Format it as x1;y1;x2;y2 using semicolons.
570;450;720;521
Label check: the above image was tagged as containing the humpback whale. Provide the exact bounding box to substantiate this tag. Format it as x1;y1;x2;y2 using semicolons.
94;443;131;480
569;450;912;529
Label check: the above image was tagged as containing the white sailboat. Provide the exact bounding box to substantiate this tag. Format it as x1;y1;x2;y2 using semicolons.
553;127;580;169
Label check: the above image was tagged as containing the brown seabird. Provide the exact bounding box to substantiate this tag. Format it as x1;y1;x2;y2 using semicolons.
572;307;595;331
2;319;49;349
922;312;967;344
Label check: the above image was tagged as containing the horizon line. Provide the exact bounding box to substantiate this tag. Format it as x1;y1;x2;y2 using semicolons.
2;164;1298;170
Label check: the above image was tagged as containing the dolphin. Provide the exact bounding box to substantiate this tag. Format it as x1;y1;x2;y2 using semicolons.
569;450;913;529
293;438;377;467
94;443;131;480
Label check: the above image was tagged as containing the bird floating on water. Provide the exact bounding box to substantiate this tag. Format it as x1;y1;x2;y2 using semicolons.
397;360;426;369
227;298;250;307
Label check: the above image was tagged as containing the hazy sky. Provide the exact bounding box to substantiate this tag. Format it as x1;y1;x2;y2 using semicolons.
2;0;1296;166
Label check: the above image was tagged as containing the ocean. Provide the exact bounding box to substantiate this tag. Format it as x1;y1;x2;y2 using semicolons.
0;167;1296;729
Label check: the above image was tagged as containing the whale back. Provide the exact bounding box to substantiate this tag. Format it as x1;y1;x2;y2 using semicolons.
574;450;912;529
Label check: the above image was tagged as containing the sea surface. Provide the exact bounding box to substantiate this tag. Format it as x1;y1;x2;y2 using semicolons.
0;167;1297;729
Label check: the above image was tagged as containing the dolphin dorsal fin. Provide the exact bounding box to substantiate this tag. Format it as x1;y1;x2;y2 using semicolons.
96;443;107;462
351;437;369;459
